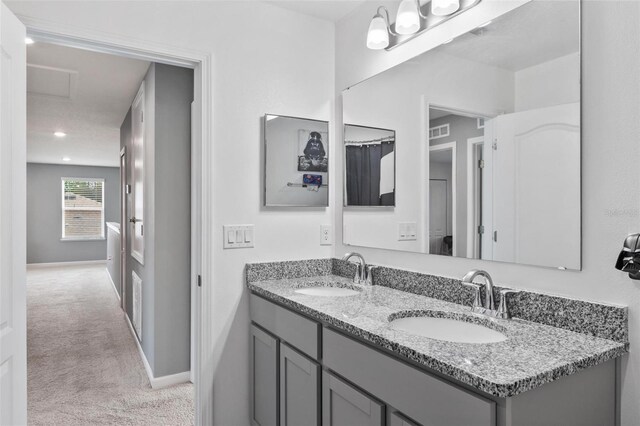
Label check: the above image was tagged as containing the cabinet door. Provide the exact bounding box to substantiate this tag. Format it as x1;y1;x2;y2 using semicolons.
322;371;384;426
251;325;278;426
280;343;320;426
390;411;419;426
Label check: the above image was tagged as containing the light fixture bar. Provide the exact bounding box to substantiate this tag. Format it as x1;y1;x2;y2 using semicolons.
384;0;481;51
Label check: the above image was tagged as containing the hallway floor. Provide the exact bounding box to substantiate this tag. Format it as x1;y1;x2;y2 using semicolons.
27;263;194;425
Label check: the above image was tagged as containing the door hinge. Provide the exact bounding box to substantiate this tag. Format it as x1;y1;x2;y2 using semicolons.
125;184;131;194
197;275;202;287
492;141;498;150
141;111;144;122
493;230;498;242
141;224;144;236
478;159;485;169
478;225;485;235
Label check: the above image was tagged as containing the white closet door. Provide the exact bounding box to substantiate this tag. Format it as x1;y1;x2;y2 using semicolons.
0;4;27;424
131;84;145;264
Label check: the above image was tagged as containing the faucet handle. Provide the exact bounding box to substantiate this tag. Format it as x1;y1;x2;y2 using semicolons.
364;265;377;286
461;282;484;313
496;289;520;319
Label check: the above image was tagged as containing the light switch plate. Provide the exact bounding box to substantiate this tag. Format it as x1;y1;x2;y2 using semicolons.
320;224;332;245
223;225;254;249
398;222;417;241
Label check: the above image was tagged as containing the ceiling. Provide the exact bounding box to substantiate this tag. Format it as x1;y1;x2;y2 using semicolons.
438;1;579;72
27;42;150;167
267;0;366;22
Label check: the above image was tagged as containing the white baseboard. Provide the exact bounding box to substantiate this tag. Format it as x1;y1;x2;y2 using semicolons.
106;269;121;302
27;259;107;269
123;313;191;389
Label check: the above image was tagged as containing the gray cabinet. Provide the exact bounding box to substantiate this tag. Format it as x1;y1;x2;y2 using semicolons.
389;412;419;426
322;371;384;426
280;343;320;426
251;325;278;426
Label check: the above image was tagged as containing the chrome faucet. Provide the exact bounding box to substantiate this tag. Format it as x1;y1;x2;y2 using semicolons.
462;270;495;313
342;252;373;284
461;270;519;319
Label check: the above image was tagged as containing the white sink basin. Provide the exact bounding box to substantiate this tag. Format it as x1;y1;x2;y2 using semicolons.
295;286;361;297
389;316;507;344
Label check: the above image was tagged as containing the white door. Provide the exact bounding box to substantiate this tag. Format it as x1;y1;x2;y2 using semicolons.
130;85;144;264
120;149;127;311
429;179;447;255
488;104;580;269
0;4;27;425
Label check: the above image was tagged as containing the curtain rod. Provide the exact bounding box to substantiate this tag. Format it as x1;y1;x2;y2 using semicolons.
344;137;395;146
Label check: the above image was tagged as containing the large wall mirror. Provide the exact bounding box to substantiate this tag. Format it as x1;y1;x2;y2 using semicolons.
342;0;581;270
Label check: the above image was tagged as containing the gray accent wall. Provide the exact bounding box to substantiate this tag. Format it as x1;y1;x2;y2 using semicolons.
27;163;119;264
121;63;193;378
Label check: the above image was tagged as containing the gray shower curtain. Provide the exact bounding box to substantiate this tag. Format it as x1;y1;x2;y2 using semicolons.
345;142;394;206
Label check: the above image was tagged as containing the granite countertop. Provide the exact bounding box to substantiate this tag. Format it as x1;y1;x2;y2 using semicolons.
248;274;628;398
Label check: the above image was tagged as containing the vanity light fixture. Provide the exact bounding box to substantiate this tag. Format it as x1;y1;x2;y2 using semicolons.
366;0;481;51
54;131;66;138
431;0;460;16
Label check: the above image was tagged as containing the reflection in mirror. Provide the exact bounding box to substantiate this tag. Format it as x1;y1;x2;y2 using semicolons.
264;114;329;207
344;124;396;206
342;0;581;269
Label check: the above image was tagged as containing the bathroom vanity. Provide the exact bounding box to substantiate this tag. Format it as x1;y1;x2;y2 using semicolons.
247;259;627;426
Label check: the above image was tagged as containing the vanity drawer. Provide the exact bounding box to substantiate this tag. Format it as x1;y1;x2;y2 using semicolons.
322;327;496;426
250;294;320;360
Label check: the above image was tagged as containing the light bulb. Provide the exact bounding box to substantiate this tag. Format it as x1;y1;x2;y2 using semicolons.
367;14;390;50
395;0;420;35
25;37;34;45
54;131;66;137
62;157;71;162
431;0;460;16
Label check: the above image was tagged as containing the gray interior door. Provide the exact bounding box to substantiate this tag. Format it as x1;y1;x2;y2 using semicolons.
280;343;320;426
251;325;278;426
322;371;384;426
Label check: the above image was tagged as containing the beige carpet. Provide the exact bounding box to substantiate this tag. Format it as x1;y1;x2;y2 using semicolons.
27;263;194;425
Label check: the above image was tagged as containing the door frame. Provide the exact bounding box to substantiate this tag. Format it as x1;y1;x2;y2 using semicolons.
466;136;484;258
429;142;457;256
20;16;214;425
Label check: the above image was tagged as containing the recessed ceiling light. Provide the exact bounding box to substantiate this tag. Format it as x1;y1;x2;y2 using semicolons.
25;37;34;45
442;38;454;45
62;157;71;162
54;131;66;138
478;20;492;28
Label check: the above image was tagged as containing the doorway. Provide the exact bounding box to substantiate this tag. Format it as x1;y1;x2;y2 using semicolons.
429;143;457;256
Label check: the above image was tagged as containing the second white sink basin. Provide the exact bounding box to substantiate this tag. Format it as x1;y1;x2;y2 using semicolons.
389;316;507;344
295;286;361;297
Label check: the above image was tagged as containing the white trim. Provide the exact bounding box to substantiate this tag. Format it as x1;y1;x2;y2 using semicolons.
466;136;484;258
429;142;457;257
106;268;121;302
124;313;191;389
27;260;107;269
20;17;212;425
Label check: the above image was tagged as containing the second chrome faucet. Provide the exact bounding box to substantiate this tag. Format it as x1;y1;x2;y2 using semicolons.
461;270;518;319
342;252;375;285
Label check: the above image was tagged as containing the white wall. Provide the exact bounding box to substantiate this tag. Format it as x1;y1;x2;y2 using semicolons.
336;2;640;425
6;2;335;424
515;52;580;111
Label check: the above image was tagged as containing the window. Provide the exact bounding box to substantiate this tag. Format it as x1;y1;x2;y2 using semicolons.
61;178;105;240
429;123;450;140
